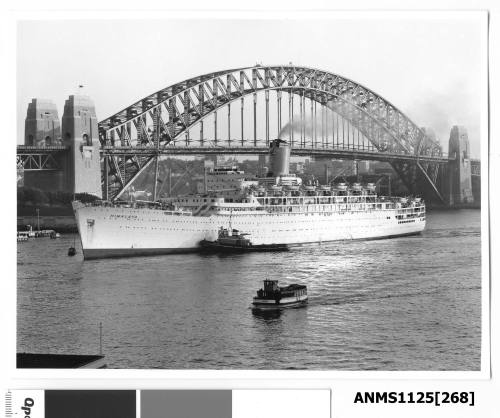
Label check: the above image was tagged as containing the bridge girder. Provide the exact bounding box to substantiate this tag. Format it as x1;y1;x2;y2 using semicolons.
102;145;449;162
98;65;445;201
16;149;66;171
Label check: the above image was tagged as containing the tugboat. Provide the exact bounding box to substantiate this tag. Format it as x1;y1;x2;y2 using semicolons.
200;227;288;252
252;279;308;310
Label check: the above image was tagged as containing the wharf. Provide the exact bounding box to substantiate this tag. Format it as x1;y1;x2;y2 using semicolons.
17;353;106;369
17;215;77;232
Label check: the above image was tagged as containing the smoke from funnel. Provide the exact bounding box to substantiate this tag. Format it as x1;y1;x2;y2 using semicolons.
278;117;319;139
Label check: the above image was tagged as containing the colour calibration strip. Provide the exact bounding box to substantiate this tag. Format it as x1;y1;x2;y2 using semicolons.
5;389;330;418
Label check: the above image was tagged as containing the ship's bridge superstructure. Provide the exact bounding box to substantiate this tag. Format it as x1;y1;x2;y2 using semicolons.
154;139;425;219
197;165;259;194
161;163;425;221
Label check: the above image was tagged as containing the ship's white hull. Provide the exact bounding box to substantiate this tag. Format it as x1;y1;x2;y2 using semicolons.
73;202;426;260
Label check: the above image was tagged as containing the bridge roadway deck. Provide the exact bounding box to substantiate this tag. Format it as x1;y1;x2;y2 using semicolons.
16;144;451;163
17;145;69;152
100;146;451;163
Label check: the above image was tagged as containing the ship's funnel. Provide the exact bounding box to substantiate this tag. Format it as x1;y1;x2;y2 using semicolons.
268;139;290;177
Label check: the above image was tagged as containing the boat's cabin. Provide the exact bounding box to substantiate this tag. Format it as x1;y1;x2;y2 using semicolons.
263;279;279;292
218;227;238;238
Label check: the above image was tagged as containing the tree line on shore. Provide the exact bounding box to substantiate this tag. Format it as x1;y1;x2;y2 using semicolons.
17;187;100;216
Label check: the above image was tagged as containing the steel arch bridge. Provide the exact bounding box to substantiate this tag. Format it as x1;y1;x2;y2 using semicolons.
98;65;447;202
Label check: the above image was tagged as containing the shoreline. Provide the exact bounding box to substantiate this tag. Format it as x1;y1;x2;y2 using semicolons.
17;215;77;233
427;203;481;210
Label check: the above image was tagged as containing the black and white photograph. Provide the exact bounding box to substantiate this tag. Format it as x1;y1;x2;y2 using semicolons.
15;12;488;370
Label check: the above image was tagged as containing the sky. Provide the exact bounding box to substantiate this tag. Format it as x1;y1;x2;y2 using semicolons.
16;13;486;157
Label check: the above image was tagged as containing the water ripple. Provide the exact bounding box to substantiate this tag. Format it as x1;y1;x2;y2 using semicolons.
17;209;481;370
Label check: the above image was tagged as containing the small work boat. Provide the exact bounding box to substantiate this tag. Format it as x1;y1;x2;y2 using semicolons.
252;279;308;310
200;227;288;252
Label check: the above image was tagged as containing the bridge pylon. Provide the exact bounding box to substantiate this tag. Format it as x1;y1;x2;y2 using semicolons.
22;99;67;191
25;98;61;146
62;95;102;198
446;126;473;205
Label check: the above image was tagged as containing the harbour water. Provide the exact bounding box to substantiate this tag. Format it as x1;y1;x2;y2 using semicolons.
17;209;482;370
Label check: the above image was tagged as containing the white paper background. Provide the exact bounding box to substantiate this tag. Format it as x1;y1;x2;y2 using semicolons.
1;2;498;418
9;390;44;418
233;389;330;418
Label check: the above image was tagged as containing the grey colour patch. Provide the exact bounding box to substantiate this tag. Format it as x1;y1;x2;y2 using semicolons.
141;390;232;418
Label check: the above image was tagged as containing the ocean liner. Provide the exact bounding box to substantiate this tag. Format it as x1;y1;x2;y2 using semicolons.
73;139;426;259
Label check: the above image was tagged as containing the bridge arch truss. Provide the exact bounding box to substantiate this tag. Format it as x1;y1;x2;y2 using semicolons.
98;65;446;201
